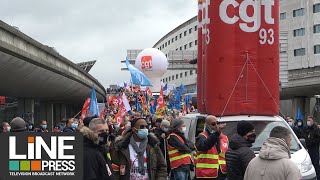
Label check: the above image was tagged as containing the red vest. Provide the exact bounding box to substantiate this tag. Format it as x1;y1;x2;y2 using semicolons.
167;133;192;169
196;132;229;178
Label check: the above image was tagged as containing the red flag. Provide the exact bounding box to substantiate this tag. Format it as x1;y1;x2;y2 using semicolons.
156;87;165;111
81;98;90;120
115;111;123;125
146;87;153;98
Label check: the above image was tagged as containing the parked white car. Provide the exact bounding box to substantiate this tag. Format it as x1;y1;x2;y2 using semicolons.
182;113;317;180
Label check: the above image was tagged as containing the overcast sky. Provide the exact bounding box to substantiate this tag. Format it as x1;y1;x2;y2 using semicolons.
1;0;197;88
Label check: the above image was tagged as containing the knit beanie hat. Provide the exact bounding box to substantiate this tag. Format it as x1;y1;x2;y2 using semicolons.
171;119;184;129
237;121;255;136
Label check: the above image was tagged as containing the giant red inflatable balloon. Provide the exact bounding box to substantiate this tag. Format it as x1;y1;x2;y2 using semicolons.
198;0;279;116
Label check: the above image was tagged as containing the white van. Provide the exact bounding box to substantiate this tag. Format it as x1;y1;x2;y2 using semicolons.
182;113;317;180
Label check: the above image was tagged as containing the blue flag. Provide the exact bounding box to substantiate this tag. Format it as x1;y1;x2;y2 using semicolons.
163;83;168;91
136;93;141;112
125;57;152;86
185;90;190;111
89;84;100;116
296;107;303;120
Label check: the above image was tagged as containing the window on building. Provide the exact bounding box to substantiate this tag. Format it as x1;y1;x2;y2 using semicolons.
190;70;193;75
293;8;305;17
162;44;164;49
195;26;197;31
195;70;198;74
176;74;178;79
166;78;168;82
172;38;174;43
314;24;320;33
172;75;175;80
168;40;170;45
175;36;178;41
184;44;187;50
169;77;171;81
314;3;320;13
180;33;182;38
189;28;192;34
176;48;178;51
189;42;193;48
195;40;198;45
185;71;188;77
180;47;182;50
280;12;286;20
180;73;183;78
184;31;187;36
314;45;320;54
165;42;167;47
293;28;305;37
294;48;306;56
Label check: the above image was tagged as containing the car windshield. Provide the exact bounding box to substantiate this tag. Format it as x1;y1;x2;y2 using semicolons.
222;120;301;152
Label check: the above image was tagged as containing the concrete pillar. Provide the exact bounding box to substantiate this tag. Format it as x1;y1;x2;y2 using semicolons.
61;104;67;120
46;103;53;132
17;98;34;123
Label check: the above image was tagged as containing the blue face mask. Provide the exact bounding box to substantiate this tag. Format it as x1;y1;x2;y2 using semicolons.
298;122;302;127
41;125;47;129
136;129;149;139
71;123;78;129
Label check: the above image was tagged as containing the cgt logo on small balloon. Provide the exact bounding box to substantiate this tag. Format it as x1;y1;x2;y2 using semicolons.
8;135;78;177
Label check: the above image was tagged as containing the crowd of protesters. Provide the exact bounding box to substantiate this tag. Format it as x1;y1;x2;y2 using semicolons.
0;112;307;180
0;85;316;180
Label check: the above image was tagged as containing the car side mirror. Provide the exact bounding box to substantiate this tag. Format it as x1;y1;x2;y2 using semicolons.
299;138;306;148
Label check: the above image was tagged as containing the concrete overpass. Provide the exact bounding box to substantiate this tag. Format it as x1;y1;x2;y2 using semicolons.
0;20;106;127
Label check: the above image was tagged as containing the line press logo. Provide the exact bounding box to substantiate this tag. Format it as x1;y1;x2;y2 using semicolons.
5;133;82;179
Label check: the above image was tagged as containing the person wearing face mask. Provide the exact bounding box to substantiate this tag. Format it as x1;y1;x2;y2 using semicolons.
167;119;195;180
39;120;48;132
154;120;171;177
244;126;301;180
302;116;320;176
195;115;228;180
111;118;167;180
81;118;114;180
26;121;34;132
287;117;302;139
63;118;76;133
225;121;256;180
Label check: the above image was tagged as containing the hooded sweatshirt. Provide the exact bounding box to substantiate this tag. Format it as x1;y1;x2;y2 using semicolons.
244;137;301;180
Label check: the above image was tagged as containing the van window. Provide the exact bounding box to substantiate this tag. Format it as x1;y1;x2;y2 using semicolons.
222;121;301;152
195;116;205;138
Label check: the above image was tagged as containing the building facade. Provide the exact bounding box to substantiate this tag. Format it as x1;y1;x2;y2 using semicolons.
280;0;320;70
153;17;198;92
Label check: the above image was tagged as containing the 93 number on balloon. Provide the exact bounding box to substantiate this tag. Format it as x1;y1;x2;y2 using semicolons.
259;28;274;45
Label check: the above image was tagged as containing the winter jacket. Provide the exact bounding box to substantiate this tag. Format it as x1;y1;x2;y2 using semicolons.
81;127;115;180
154;127;171;173
63;126;76;133
302;124;320;149
226;134;255;180
112;131;167;180
244;137;301;180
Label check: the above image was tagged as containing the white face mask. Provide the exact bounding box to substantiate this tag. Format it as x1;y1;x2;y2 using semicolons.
6;126;11;132
181;127;187;133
